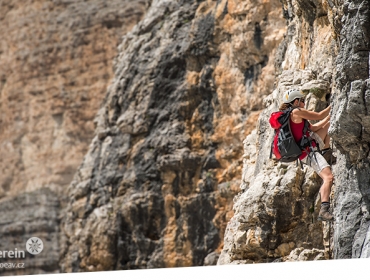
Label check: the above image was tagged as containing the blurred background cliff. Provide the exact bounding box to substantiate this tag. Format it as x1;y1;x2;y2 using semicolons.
1;0;369;275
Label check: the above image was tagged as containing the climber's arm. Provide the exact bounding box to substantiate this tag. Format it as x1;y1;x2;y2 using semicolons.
310;114;330;132
293;105;331;121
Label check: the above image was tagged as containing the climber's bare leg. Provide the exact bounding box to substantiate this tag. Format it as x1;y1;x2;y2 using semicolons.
319;167;333;202
315;122;330;149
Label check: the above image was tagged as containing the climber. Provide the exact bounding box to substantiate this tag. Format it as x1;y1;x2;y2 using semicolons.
280;89;334;221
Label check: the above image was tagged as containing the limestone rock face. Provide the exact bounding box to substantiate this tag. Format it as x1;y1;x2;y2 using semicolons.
0;0;148;275
60;0;286;272
219;0;339;263
329;0;370;259
0;0;149;198
220;0;370;264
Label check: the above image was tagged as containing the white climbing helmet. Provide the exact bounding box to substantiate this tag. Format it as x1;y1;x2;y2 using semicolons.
282;89;304;103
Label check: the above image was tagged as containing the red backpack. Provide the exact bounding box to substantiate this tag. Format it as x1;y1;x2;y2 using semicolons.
269;107;312;162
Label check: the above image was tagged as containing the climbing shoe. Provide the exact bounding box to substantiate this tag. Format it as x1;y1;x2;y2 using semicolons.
321;148;336;165
318;204;334;221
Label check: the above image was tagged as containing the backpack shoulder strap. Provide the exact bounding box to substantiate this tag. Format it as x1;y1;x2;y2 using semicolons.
298;119;312;149
286;106;294;115
302;119;310;134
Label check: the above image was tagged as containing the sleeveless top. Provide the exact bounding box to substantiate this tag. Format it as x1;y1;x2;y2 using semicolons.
289;118;316;160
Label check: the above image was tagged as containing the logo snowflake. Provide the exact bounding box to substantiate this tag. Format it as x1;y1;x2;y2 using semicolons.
26;237;44;255
28;239;41;252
